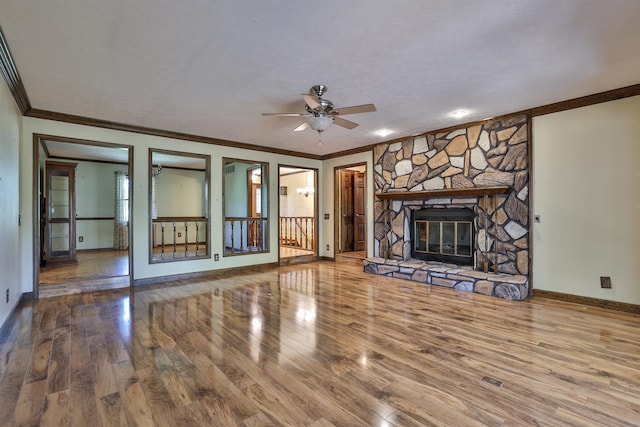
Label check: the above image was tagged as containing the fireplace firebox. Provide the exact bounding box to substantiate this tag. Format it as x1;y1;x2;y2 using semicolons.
411;208;474;265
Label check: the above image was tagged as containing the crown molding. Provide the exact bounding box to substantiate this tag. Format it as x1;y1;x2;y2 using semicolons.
0;25;31;114
25;108;322;160
528;82;640;117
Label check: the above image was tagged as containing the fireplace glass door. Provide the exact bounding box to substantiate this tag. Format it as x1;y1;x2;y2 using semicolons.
415;220;472;263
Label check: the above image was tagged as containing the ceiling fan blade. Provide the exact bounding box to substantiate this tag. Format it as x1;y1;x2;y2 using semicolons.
293;122;309;132
333;103;377;116
262;112;307;117
302;94;321;110
333;117;359;130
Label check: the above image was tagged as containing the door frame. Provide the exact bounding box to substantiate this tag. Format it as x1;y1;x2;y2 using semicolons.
277;164;319;262
32;134;134;299
333;162;367;254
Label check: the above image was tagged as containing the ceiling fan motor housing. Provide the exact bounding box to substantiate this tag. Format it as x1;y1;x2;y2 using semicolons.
305;98;334;116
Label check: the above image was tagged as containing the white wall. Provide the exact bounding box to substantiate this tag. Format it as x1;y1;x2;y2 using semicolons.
533;95;640;304
0;78;22;328
321;152;374;258
280;170;315;217
75;161;128;250
20;117;322;293
157;168;205;217
224;162;251;218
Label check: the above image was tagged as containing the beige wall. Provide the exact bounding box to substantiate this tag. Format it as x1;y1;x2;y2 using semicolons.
532;95;640;304
0;77;22;327
279;170;315;217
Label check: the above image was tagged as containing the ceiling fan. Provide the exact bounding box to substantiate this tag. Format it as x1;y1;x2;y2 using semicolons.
262;85;376;134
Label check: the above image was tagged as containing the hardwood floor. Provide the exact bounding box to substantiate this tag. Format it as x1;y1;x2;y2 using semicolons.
335;250;366;260
40;250;129;285
39;250;130;298
279;246;315;258
2;260;640;426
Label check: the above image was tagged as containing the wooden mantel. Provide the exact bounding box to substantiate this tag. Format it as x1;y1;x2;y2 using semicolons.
375;186;511;200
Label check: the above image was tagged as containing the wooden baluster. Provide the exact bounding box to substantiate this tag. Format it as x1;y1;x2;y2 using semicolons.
173;222;177;258
251;219;256;249
230;220;235;254
250;218;254;251
304;217;309;249
184;221;188;257
253;219;258;250
161;222;165;259
195;222;200;255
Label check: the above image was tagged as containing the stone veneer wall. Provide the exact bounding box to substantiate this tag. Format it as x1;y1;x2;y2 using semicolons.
373;114;529;276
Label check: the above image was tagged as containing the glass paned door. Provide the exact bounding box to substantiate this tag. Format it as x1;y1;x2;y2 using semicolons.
46;161;77;265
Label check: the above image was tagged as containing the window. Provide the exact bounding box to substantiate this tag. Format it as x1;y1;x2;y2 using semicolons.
115;173;129;222
114;171;129;250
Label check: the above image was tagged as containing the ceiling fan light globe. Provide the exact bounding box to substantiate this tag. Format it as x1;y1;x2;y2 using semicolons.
307;116;333;132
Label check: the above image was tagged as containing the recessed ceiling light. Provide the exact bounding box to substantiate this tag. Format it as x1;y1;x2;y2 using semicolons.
450;109;470;119
374;128;393;137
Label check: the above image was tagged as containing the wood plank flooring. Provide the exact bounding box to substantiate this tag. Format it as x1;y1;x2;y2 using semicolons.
39;250;130;298
279;246;316;259
2;260;640;426
40;250;129;285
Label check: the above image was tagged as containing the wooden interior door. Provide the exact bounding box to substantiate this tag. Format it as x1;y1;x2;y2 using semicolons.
341;170;354;252
353;171;365;251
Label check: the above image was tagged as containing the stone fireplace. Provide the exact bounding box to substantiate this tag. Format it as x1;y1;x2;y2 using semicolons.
365;114;530;300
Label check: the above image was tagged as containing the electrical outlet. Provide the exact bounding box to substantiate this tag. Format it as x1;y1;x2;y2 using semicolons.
600;276;612;289
214;253;219;261
5;289;9;303
324;213;330;220
326;244;330;251
178;232;182;238
79;236;83;242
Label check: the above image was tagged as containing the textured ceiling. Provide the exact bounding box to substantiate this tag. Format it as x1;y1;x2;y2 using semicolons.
3;1;640;156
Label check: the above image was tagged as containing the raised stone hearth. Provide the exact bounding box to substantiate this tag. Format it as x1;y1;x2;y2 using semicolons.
364;257;528;300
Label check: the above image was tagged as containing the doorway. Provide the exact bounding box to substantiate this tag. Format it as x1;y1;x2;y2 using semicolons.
334;163;367;259
278;166;318;265
34;135;133;298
